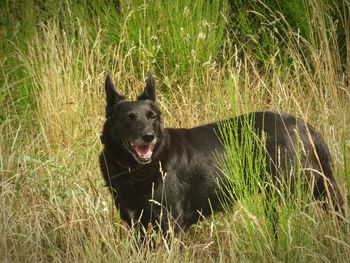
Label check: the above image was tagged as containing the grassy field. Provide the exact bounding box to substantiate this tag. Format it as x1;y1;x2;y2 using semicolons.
1;0;350;262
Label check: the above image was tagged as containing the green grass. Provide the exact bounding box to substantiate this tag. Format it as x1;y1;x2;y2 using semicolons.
1;0;350;262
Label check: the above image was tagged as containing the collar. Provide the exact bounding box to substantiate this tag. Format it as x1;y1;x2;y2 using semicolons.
112;159;143;179
112;160;162;181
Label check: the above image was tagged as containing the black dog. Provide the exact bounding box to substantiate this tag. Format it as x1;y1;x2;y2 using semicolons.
99;73;344;237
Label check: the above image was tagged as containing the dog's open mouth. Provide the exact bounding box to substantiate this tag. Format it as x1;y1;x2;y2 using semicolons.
123;141;155;164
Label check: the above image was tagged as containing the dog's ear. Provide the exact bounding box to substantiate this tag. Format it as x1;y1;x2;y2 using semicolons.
105;74;125;118
137;72;156;102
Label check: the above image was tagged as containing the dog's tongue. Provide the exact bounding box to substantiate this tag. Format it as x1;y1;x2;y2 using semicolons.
133;144;153;158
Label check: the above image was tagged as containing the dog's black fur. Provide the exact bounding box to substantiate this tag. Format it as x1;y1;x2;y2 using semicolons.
99;73;344;237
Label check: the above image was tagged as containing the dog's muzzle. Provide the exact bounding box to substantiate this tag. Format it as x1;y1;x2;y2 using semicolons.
123;136;157;164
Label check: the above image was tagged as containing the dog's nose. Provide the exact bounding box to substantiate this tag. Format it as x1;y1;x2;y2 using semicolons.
142;133;155;143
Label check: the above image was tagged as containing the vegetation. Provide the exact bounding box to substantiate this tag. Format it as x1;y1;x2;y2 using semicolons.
1;0;349;261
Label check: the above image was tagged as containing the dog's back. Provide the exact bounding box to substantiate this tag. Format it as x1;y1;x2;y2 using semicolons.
99;74;344;236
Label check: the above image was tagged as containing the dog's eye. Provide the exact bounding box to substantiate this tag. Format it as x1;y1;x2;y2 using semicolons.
126;113;138;121
147;111;158;120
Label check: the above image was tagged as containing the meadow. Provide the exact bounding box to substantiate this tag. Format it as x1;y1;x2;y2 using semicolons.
1;0;350;262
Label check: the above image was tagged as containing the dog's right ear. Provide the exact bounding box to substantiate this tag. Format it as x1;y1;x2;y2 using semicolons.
137;72;156;102
105;74;125;118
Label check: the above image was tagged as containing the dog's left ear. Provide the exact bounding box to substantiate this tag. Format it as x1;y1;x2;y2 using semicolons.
137;72;156;102
105;74;125;118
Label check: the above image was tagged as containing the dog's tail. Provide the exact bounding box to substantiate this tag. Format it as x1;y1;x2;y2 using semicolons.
314;136;345;217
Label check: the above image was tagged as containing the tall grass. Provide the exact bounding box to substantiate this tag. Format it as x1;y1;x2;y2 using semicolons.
104;0;228;80
1;0;350;262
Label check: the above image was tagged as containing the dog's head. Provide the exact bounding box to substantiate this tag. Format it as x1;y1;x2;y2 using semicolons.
101;73;163;164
